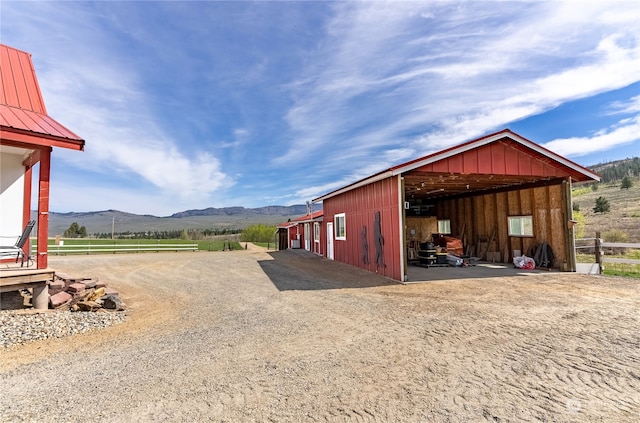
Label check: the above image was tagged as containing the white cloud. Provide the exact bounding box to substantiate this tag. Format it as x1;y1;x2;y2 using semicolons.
10;2;235;203
542;115;640;157
607;95;640;115
282;0;640;168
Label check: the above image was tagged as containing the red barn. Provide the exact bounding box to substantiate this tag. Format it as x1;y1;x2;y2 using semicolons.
277;210;323;254
313;129;599;281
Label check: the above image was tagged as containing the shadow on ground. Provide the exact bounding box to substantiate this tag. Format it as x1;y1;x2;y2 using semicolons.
407;262;558;282
258;249;400;291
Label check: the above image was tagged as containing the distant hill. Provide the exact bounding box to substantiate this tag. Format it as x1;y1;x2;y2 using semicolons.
170;205;308;218
588;157;639;183
37;205;312;236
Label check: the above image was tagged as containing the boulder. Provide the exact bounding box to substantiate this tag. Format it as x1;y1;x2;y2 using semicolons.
75;301;102;312
101;294;125;311
85;287;106;302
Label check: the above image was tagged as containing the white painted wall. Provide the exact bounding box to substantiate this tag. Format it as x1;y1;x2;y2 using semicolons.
0;152;25;239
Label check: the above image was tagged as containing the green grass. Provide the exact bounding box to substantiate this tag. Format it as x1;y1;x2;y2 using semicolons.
572;186;592;197
603;263;640;279
576;252;640;278
33;238;242;253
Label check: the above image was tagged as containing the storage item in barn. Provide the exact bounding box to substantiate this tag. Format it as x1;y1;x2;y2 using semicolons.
433;234;464;256
514;255;535;269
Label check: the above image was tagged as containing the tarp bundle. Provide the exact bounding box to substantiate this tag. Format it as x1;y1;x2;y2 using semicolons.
528;242;555;268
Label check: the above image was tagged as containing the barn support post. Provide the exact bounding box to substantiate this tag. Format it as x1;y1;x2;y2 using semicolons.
563;178;577;272
398;175;407;282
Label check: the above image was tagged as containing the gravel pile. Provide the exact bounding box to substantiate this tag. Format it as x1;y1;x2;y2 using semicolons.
0;310;126;348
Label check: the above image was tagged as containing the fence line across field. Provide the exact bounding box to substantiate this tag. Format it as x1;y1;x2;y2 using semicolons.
34;243;199;255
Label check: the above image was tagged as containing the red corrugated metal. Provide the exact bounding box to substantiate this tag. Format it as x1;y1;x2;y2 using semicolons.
0;105;82;140
0;44;46;113
323;176;401;280
0;44;84;145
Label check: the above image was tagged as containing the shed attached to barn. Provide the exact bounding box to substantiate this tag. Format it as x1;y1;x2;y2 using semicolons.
313;129;599;282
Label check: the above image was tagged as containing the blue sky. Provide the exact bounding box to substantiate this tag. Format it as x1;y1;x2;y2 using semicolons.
2;1;639;216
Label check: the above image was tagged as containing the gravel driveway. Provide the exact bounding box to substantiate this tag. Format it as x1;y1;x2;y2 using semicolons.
1;247;638;422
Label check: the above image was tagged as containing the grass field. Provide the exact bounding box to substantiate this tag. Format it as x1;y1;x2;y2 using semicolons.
576;251;640;279
573;178;640;242
32;238;243;253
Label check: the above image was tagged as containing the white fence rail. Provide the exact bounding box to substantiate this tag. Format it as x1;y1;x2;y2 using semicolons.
35;243;199;255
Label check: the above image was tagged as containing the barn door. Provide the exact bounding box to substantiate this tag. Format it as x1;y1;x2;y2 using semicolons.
326;222;334;260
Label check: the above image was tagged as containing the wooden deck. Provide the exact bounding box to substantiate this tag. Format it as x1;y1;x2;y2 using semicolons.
0;268;53;309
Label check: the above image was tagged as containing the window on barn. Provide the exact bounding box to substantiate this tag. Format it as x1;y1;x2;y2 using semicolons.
437;219;451;234
335;213;346;240
508;216;533;237
314;222;320;242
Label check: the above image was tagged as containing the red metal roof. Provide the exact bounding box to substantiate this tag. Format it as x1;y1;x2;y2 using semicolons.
292;210;324;222
314;129;600;202
0;44;84;149
276;210;324;228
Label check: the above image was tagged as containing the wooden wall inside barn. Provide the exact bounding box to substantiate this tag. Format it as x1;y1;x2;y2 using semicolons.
435;182;568;266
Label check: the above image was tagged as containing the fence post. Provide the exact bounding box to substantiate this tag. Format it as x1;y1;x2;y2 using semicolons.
595;231;603;274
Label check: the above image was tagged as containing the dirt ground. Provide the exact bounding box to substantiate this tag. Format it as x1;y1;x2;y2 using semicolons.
1;246;638;422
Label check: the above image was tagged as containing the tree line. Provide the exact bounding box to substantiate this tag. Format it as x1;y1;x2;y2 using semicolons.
91;228;241;239
591;157;639;183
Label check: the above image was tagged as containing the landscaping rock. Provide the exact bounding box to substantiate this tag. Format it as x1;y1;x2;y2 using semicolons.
85;287;106;302
75;301;102;312
49;291;73;309
82;279;98;289
104;287;119;296
101;295;125;311
48;280;65;295
67;283;86;294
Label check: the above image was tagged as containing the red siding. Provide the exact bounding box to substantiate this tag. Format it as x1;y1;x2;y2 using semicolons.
323;176;402;280
416;139;568;178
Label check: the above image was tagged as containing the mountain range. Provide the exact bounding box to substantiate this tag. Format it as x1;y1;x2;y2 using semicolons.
38;205;312;236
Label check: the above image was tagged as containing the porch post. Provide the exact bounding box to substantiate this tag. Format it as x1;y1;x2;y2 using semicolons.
23;162;33;261
37;147;51;269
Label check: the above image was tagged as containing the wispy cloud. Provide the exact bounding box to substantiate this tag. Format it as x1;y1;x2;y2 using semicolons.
2;1;638;214
5;1;234;204
281;0;640;170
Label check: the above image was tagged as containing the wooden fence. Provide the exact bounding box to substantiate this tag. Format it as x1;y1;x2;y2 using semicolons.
575;232;640;274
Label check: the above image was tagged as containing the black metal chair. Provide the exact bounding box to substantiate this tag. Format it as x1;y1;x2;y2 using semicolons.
0;220;36;267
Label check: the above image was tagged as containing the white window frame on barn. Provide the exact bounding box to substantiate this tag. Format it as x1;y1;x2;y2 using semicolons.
508;215;534;237
334;213;346;240
437;219;451;234
314;222;320;243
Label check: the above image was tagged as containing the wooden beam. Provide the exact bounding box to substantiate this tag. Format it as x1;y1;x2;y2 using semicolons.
37;147;51;268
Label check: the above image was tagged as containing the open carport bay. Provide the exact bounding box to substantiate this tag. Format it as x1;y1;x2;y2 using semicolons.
1;248;638;422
